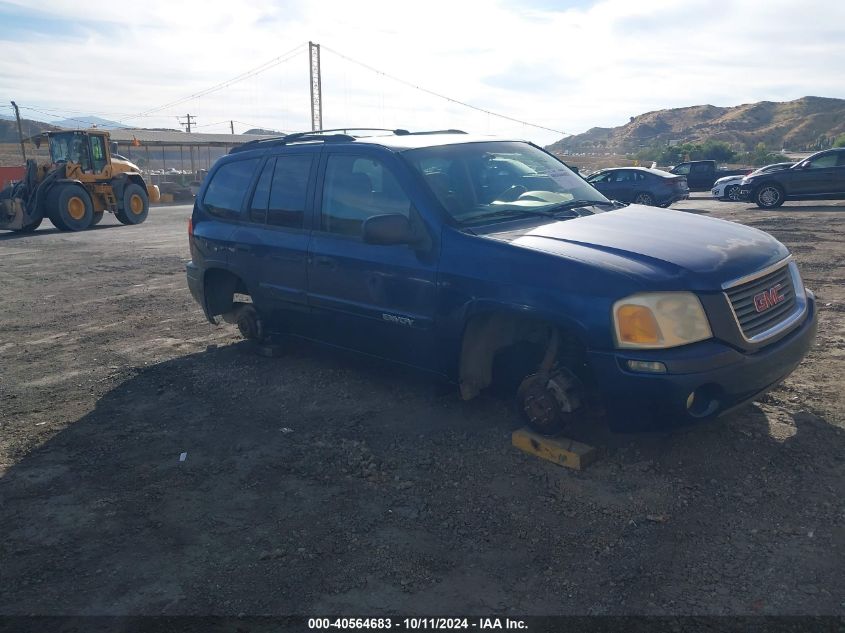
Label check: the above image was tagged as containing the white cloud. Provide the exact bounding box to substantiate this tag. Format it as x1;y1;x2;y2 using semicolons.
0;0;843;145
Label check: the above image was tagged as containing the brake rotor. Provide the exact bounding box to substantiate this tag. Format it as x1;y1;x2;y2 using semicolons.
517;368;584;436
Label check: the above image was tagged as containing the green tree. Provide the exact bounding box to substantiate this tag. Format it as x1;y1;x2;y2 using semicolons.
739;142;789;167
834;133;845;148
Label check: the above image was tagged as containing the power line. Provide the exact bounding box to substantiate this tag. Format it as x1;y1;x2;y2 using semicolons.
321;45;570;137
133;44;307;119
193;119;232;129
17;105;131;128
7;103;153;118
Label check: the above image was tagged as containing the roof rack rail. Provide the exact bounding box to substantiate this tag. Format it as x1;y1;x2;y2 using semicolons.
393;129;467;136
229;127;469;154
229;132;355;154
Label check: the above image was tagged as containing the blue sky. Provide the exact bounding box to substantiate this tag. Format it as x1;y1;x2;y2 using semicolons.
1;0;844;145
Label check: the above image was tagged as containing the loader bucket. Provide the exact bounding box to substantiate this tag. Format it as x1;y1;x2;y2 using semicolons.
0;196;28;231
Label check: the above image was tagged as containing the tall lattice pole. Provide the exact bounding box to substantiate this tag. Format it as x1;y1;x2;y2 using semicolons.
309;42;323;131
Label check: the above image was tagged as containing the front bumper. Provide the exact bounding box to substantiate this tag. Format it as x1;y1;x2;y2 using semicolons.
587;292;817;431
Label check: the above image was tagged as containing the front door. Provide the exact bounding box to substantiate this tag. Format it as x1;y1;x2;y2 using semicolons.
611;169;637;201
306;148;439;369
788;151;840;196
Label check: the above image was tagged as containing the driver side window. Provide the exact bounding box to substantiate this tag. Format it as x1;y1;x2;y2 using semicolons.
321;155;411;237
807;153;837;169
90;136;107;172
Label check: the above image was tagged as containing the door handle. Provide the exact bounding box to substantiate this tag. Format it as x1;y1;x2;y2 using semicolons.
314;256;335;267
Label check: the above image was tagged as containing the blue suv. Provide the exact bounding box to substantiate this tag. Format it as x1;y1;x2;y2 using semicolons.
187;129;817;434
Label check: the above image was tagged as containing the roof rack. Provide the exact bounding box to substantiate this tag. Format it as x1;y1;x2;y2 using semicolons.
229;132;354;154
393;129;467;136
229;127;469;154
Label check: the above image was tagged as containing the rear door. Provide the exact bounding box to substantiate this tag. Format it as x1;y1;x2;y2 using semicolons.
193;156;262;273
228;148;319;332
305;146;440;368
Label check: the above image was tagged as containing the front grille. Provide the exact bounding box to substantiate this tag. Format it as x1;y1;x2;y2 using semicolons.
725;263;797;340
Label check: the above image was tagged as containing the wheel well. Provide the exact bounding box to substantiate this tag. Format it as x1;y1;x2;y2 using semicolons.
753;180;782;193
110;174;146;202
458;312;586;400
203;268;250;317
127;174;147;191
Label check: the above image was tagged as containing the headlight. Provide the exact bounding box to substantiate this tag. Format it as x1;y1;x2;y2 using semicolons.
613;292;712;349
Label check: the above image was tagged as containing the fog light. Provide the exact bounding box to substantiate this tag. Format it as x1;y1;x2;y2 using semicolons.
686;391;695;410
626;360;667;374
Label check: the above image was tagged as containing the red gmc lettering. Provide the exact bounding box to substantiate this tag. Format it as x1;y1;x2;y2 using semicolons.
753;283;784;313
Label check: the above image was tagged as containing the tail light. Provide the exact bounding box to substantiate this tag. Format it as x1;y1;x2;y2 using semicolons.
188;218;193;236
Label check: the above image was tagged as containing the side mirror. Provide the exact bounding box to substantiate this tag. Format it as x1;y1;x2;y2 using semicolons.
363;214;414;245
110;141;119;155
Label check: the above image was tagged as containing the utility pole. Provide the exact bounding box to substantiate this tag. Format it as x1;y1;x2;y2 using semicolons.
178;114;197;175
10;101;26;163
309;41;323;131
230;120;235;135
178;114;196;133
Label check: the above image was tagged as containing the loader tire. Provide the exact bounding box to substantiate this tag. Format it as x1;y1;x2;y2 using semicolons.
48;185;93;231
90;211;104;226
116;183;149;225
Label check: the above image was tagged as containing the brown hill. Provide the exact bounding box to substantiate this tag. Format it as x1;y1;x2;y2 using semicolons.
547;96;845;154
0;117;59;143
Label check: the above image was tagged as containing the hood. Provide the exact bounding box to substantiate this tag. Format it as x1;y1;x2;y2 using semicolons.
111;156;143;174
482;205;789;291
714;175;742;185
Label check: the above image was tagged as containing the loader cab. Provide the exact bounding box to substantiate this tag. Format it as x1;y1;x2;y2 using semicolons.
47;131;110;175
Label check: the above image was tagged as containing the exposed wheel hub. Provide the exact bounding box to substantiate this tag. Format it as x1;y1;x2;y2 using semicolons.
235;305;264;341
517;368;584;436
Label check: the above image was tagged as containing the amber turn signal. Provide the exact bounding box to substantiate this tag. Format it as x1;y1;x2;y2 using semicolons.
616;304;662;346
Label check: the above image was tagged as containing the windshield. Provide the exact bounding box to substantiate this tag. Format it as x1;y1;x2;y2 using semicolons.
404;141;610;225
49;132;90;167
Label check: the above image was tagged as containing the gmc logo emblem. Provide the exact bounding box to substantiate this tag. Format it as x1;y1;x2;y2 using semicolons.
753;283;785;312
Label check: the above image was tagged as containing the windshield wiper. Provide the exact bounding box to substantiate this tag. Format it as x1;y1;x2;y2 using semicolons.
462;207;579;224
544;199;620;214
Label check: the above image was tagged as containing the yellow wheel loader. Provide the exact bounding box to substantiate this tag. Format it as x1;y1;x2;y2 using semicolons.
0;130;160;233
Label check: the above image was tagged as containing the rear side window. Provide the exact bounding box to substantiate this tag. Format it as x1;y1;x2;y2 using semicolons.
268;155;313;228
249;160;273;223
203;158;260;218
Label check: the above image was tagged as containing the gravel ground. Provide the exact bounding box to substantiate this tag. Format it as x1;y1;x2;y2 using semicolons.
0;195;843;617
